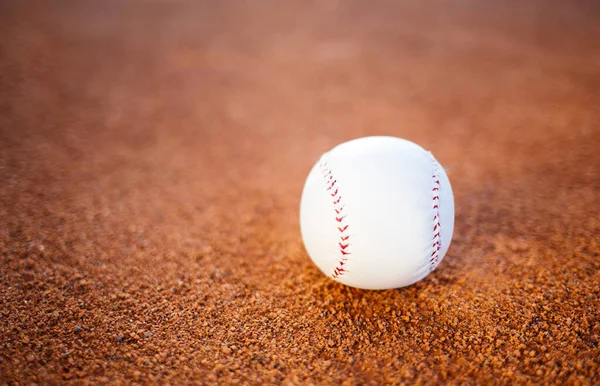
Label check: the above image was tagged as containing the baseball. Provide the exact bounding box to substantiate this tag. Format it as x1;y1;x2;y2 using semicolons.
299;136;454;290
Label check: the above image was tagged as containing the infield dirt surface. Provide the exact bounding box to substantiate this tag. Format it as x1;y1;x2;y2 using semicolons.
1;0;599;384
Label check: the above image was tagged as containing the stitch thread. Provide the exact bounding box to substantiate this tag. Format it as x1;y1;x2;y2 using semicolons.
319;160;350;279
430;155;442;271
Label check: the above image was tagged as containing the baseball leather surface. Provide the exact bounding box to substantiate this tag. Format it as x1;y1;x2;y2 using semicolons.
300;136;455;290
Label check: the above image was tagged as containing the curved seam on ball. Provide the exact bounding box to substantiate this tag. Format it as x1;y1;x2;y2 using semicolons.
319;160;350;279
429;154;442;271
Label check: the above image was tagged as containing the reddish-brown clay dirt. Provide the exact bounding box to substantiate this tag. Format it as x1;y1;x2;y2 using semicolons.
1;0;599;384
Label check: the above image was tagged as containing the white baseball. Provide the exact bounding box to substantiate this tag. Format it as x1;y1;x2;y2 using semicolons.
300;136;454;290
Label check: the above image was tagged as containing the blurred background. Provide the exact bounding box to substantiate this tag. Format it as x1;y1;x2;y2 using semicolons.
1;0;599;383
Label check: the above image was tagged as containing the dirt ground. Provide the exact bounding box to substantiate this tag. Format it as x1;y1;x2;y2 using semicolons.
1;0;599;384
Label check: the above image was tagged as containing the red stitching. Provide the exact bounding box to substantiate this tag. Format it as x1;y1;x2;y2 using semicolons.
320;160;351;279
429;154;443;271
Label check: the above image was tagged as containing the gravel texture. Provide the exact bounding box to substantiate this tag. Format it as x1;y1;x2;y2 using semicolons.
1;0;599;384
